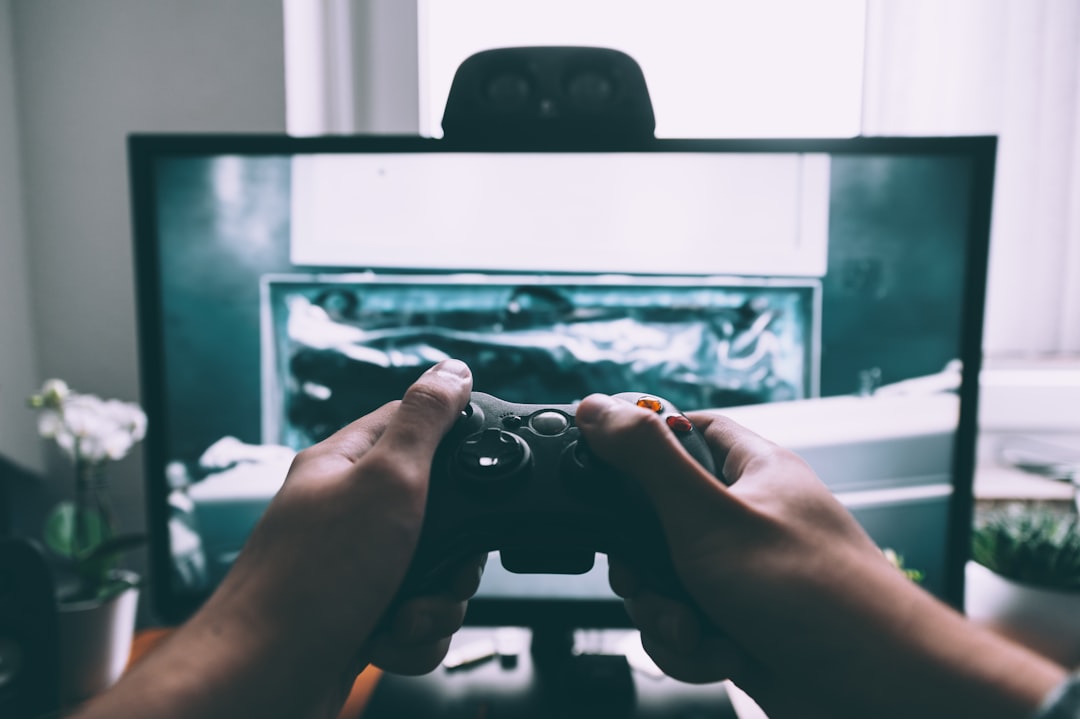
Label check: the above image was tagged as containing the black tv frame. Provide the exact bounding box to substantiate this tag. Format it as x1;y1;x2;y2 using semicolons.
129;133;996;627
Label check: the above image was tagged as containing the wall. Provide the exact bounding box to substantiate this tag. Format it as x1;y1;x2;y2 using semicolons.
8;0;287;608
0;0;43;473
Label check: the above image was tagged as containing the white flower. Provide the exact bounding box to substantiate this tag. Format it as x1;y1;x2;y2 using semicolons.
40;378;70;406
30;381;146;465
37;409;64;439
63;395;106;437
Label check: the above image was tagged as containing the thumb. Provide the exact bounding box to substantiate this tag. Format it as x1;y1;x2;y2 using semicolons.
373;359;474;469
575;393;735;539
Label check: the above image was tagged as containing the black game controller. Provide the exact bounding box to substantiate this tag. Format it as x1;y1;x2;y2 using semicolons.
397;392;718;600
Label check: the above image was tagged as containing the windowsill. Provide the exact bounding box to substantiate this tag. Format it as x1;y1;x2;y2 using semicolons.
973;461;1074;502
975;359;1080;503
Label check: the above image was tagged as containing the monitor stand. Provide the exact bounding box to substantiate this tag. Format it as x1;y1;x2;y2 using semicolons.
529;620;635;716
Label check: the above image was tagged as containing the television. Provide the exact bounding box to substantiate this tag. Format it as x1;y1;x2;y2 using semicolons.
129;134;995;627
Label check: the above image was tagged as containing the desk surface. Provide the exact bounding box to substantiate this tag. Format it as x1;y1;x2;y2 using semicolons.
130;627;747;718
363;628;741;719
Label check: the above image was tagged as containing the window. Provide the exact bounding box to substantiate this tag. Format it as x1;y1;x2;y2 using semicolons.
284;0;1080;361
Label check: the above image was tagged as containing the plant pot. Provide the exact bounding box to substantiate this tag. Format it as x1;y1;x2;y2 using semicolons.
56;570;140;707
965;560;1080;666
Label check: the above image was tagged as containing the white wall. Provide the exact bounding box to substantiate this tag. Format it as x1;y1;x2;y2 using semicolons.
7;0;286;589
0;0;43;473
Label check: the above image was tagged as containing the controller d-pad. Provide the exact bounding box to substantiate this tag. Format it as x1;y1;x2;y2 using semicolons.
456;428;530;481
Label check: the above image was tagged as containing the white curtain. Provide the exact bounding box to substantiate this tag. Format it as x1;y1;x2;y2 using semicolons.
283;0;419;135
863;0;1080;357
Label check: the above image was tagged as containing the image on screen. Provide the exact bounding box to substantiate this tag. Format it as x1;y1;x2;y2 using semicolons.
133;137;992;623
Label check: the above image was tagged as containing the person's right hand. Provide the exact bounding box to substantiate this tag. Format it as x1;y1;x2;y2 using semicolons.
575;394;1066;719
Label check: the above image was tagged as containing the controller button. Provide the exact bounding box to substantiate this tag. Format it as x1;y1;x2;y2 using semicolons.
529;410;570;436
457;428;529;478
636;396;664;413
454;400;484;433
571;439;594;468
563;439;620;500
666;414;694;434
501;414;523;429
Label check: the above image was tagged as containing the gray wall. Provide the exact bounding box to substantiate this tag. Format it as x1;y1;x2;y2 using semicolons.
3;0;287;606
0;0;43;473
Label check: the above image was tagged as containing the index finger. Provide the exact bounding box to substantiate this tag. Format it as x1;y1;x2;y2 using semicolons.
575;394;736;530
683;411;786;487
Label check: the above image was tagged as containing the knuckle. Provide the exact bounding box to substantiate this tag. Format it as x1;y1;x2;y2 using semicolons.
622;405;670;443
288;445;318;472
403;380;458;418
742;443;800;475
361;447;425;488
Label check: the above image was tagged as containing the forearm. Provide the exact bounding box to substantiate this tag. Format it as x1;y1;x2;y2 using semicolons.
72;595;357;719
792;565;1068;719
874;589;1065;718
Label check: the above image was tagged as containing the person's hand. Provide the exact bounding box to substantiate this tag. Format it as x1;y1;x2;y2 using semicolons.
82;359;479;719
576;395;1066;719
213;358;477;674
365;552;487;675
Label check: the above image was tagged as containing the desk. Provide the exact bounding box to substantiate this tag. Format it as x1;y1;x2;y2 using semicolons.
129;628;744;718
362;628;740;719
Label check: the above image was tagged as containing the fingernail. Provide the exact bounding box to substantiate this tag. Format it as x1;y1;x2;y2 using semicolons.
429;359;470;379
574;394;619;428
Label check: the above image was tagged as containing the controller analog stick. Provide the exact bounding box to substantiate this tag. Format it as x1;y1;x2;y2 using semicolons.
455;428;531;484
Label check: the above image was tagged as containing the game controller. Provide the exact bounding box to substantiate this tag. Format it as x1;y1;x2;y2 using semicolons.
397;392;719;600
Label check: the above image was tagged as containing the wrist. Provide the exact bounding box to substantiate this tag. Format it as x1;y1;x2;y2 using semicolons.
1033;671;1080;719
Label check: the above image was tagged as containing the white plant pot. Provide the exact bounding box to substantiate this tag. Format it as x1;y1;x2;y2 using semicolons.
56;571;140;707
965;560;1080;667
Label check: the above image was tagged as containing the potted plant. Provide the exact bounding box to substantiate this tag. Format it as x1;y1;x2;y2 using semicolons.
966;504;1080;666
28;378;147;706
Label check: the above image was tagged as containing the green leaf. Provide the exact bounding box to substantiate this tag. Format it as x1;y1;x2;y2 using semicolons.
43;501;112;559
84;532;147;564
94;574;141;603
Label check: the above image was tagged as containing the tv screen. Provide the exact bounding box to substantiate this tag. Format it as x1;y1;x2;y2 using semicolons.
130;135;994;626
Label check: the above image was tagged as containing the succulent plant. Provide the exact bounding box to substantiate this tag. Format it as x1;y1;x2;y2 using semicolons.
971;506;1080;591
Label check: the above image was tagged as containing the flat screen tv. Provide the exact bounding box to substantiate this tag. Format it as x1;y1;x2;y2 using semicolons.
129;134;995;627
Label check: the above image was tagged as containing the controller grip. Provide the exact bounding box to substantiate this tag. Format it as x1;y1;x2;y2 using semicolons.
392;391;717;609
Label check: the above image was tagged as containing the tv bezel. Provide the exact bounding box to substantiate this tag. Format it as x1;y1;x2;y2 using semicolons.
129;133;996;627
